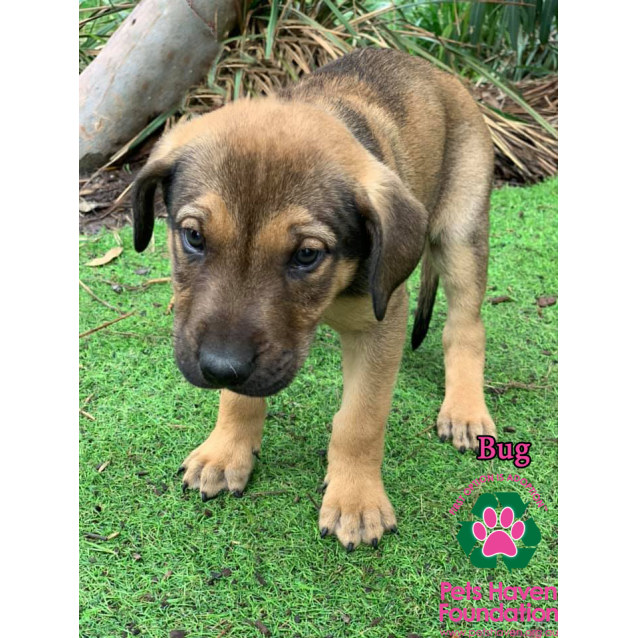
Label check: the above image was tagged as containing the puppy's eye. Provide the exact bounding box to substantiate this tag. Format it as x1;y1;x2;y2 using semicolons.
181;228;205;253
293;247;323;269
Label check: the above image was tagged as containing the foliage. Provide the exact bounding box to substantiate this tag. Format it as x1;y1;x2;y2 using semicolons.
404;0;558;81
79;3;558;185
79;1;136;71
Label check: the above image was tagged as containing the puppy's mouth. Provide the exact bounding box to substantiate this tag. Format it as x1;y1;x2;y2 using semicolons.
174;342;302;397
228;370;297;397
220;349;300;397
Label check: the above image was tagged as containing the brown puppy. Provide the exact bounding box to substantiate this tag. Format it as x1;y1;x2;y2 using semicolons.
132;48;496;550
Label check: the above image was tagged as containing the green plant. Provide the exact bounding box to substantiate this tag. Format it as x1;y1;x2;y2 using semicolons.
404;0;558;81
79;1;137;71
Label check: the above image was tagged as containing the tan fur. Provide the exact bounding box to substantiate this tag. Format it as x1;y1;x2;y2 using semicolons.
132;49;496;550
181;391;266;497
320;287;408;547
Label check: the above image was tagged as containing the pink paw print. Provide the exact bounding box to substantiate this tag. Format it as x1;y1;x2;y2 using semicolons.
472;507;525;558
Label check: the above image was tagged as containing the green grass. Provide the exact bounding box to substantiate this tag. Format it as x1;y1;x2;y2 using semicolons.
79;178;557;637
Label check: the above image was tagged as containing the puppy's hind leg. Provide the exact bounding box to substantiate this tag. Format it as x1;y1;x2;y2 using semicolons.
429;117;496;451
433;235;496;452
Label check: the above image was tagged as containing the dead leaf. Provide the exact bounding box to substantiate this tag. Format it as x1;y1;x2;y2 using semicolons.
79;199;106;214
86;247;123;267
537;295;557;308
488;295;514;305
254;621;271;636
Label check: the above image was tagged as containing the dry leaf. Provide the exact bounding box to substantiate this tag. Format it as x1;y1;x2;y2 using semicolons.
86;246;123;267
489;295;514;305
79;198;103;213
537;295;557;308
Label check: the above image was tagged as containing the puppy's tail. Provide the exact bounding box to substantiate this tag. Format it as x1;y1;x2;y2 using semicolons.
411;255;439;351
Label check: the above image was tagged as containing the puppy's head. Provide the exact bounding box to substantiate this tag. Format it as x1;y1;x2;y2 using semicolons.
132;100;426;396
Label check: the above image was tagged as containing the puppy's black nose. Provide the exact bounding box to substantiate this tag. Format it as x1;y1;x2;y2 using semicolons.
199;343;256;387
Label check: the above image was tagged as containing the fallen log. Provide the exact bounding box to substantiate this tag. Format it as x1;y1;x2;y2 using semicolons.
79;0;238;173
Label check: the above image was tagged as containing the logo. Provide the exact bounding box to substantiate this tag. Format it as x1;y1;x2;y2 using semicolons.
457;492;541;570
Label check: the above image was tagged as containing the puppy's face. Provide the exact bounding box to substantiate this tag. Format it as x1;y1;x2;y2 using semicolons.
165;143;366;396
132;100;427;396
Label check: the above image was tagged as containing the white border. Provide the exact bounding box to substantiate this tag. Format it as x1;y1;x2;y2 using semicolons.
561;1;637;633
3;3;78;634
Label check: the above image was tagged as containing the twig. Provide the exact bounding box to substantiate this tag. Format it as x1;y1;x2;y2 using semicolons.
80;311;135;339
80;409;95;421
83;531;120;541
102;331;170;341
84;533;108;541
98;277;171;292
143;277;171;287
485;381;551;395
87;183;134;223
418;423;436;436
79;279;121;313
306;493;321;511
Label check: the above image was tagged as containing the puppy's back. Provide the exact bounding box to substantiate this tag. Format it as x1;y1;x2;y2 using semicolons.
279;48;483;207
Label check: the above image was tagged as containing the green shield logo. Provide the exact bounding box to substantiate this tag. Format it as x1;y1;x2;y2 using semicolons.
456;492;541;570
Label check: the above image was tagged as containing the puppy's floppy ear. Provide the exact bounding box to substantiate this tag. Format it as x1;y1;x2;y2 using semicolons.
356;166;428;321
131;157;175;252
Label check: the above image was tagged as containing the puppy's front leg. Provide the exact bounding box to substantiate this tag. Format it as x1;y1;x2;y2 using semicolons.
320;289;408;550
180;390;266;500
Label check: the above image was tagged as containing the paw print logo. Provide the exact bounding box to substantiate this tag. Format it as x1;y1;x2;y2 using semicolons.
457;492;541;570
472;506;524;556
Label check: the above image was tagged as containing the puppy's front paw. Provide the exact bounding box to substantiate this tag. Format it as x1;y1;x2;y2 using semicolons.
437;396;496;452
319;470;397;551
179;430;259;500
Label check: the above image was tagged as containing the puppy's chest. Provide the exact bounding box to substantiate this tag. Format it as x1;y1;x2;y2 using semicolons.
321;295;377;333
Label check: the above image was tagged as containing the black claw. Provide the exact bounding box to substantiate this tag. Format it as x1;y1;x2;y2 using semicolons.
201;492;212;502
181;481;188;493
320;527;329;538
389;525;398;534
371;538;379;549
439;435;448;443
232;490;244;498
320;481;328;493
346;542;354;553
459;446;466;454
252;450;260;460
176;465;186;475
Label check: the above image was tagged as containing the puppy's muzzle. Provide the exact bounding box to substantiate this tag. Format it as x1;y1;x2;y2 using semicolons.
198;342;256;388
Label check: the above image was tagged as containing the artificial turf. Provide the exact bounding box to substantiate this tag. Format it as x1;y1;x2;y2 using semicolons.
79;177;558;638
